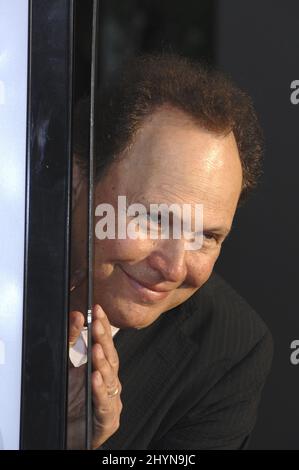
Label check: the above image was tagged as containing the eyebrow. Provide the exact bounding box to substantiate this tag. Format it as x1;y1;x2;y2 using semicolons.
135;199;233;239
203;226;232;239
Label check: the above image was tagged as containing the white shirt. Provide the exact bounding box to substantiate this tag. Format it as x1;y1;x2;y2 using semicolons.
69;325;120;367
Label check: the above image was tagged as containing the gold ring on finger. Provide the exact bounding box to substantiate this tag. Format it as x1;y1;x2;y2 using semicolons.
107;387;119;398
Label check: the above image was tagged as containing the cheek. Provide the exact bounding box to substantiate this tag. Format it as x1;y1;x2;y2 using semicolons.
188;250;220;287
94;237;155;263
199;259;215;284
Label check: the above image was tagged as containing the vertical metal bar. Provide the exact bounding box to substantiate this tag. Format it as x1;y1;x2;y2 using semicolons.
65;0;75;450
86;0;99;450
20;0;74;449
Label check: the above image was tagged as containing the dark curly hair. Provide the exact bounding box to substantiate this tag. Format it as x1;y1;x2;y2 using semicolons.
73;53;263;205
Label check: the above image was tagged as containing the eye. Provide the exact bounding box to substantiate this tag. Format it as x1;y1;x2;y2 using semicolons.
146;212;162;225
203;232;217;243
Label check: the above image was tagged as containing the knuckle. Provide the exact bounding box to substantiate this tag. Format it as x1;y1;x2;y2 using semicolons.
92;343;101;355
110;355;119;368
99;361;110;375
93;350;105;366
111;415;120;430
107;379;118;390
98;405;111;415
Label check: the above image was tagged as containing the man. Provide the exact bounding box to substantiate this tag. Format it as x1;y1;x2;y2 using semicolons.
68;54;273;449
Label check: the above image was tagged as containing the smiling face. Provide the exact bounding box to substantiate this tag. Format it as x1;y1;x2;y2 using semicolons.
73;105;242;329
91;106;243;329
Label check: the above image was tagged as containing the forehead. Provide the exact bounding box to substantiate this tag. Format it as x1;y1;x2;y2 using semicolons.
111;107;242;215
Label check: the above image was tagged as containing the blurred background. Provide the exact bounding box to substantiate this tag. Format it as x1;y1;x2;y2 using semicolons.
74;0;214;100
73;0;299;449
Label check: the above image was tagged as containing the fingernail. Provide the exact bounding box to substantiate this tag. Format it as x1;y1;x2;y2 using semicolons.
96;304;105;318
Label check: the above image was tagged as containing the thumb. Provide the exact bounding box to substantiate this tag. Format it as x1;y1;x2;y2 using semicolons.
69;310;85;346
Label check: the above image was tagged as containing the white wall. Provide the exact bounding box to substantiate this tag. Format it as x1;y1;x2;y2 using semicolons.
0;0;29;450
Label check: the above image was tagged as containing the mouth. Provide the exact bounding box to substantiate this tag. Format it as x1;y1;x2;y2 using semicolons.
118;266;171;304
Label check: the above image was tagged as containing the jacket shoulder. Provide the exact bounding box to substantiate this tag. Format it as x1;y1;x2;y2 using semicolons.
179;271;273;369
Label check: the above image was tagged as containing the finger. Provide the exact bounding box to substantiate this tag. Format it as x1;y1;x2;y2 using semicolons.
92;343;119;394
93;304;113;335
92;371;115;424
92;371;121;418
92;305;119;367
92;318;119;372
69;310;85;346
91;371;121;449
92;370;122;448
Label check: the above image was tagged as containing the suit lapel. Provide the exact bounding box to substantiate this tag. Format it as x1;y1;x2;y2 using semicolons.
102;305;199;449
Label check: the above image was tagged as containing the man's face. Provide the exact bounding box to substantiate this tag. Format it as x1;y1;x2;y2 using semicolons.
92;106;242;329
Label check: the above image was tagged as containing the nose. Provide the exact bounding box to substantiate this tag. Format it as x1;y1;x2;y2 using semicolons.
147;239;188;284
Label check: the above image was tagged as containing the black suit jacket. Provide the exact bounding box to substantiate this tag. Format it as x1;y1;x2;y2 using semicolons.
101;272;273;450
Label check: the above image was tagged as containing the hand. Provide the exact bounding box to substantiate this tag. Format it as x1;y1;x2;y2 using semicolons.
67;304;122;449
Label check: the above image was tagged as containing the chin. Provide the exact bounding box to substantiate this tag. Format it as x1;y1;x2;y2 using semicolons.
101;298;161;330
